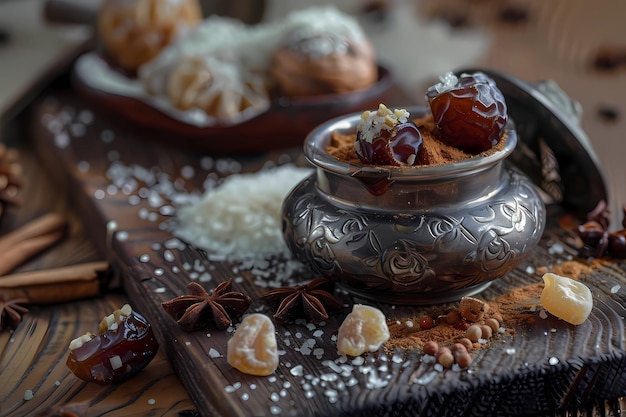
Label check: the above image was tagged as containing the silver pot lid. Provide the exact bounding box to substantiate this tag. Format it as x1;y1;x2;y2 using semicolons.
455;68;608;216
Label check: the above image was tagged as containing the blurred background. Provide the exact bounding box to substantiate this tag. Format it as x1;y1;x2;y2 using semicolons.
1;0;625;216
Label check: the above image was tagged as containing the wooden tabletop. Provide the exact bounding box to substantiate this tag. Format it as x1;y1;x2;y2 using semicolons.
1;1;626;416
0;148;196;417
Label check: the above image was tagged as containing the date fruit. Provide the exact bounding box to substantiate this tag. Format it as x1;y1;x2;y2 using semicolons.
355;104;427;166
426;72;507;154
66;304;159;384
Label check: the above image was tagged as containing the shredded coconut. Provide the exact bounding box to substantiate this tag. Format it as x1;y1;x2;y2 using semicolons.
173;165;312;260
356;103;410;145
429;72;459;94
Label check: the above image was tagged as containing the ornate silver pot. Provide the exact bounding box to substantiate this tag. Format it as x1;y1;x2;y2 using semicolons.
282;107;546;304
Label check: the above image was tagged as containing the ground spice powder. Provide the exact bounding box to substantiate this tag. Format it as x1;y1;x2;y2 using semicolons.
383;259;596;355
326;114;506;167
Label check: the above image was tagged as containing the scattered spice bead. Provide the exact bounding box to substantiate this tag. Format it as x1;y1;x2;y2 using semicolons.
337;304;390;356
484;318;500;333
435;347;454;368
419;316;434;330
466;324;482;343
454;351;472;368
480;324;493;339
450;343;467;354
227;313;279;376
445;309;460;324
423;340;439;356
457;337;473;352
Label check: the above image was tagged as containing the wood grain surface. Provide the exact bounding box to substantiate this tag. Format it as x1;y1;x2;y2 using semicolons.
2;1;626;415
0;149;196;417
24;87;626;416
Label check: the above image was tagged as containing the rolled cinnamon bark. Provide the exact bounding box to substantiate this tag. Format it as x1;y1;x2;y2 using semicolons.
0;213;67;275
0;261;111;304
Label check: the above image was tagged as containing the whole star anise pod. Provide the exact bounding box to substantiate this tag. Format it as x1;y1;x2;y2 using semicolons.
162;280;251;331
578;201;626;259
0;296;29;331
262;278;344;324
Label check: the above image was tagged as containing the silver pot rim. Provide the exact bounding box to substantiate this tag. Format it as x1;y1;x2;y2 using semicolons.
304;106;517;181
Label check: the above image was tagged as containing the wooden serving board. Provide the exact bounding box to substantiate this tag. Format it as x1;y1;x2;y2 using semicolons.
27;88;626;417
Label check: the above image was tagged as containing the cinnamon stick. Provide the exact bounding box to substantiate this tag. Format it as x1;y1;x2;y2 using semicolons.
0;213;67;275
0;261;110;304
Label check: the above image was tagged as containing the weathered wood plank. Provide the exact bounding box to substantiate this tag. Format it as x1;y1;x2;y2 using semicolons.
26;89;626;416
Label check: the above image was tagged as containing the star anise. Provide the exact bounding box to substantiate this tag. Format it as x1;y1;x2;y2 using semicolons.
0;296;29;331
262;278;344;324
162;280;251;331
586;199;611;230
578;201;626;259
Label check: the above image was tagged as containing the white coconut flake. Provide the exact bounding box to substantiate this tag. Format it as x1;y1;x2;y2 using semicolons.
356;103;410;145
173;165;312;260
429;71;459;94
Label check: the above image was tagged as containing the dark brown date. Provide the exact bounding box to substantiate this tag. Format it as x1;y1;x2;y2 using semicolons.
426;72;507;154
66;305;159;384
356;121;427;166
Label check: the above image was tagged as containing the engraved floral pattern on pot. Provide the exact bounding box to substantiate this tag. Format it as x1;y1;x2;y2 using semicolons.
283;185;340;274
381;239;435;288
427;215;477;249
289;179;323;232
281;110;547;304
465;228;515;273
302;224;340;274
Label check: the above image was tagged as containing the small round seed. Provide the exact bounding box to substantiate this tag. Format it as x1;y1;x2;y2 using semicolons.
455;352;472;368
423;340;439;356
484;318;500;333
466;324;482;343
436;347;454;368
419;316;434;330
450;343;467;354
480;324;493;339
457;337;473;351
446;310;460;324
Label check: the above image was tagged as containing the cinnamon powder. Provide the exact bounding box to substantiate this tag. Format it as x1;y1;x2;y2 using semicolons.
384;259;596;355
384;305;505;354
326;115;506;167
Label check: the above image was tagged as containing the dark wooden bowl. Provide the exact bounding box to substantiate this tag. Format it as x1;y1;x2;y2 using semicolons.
71;58;393;154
